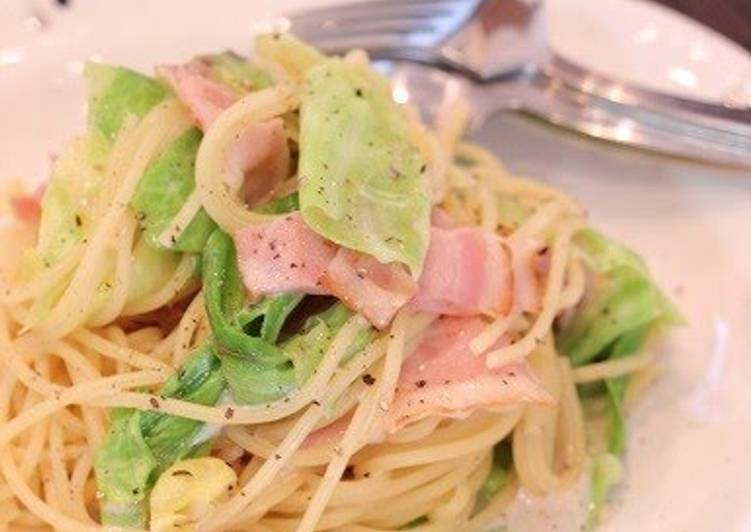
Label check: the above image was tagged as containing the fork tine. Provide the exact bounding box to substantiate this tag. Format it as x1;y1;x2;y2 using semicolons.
293;20;438;39
289;0;481;54
289;0;465;26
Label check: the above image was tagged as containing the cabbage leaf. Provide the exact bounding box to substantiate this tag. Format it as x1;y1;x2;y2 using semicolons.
299;59;431;276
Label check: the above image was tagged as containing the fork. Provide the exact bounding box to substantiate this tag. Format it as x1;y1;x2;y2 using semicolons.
288;0;751;167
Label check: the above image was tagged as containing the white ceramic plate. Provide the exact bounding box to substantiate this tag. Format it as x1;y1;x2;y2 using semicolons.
1;2;750;531
546;0;751;107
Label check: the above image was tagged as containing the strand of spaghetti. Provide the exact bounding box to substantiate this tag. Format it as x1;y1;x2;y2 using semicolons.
57;342;108;449
70;328;172;372
277;459;463;512
94;317;374;425
195;85;299;234
18;394;47;480
121;253;197;316
572;350;655;383
512;340;585;493
225;427;333;468
0;453;102;532
478;174;499;232
226;471;307;528
69;451;96;525
557;257;586;310
47;420;77;521
170;291;205;366
156;188;203;247
511;201;562;241
555;357;586;480
88;214;137;327
0;370;165;448
466;475;519;531
624;362;660;408
358;454;486;529
486;222;582;368
386;416;442;444
469;313;514;354
36;100;193;339
430;452;491;522
357;412;520;473
455;142;511;178
0;244;82;305
297;312;409;532
197;338;388;531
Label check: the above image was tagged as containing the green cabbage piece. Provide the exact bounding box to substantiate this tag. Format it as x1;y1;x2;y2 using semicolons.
94;410;156;527
478;443;511;503
95;345;225;527
126;237;181;305
283;303;373;385
28;64;189;322
588;452;623;527
557;229;681;526
34;134;108;270
557;229;681;366
254;33;325;82
85;62;167;143
299;59;431;276
131;127;216;253
199;51;272;95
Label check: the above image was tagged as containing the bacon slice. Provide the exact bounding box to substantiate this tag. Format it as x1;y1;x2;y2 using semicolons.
321;249;417;329
10;184;45;225
510;238;545;314
223;118;290;206
234;212;337;296
156;63;236;130
410;227;513;316
384;316;553;432
234;215;541;328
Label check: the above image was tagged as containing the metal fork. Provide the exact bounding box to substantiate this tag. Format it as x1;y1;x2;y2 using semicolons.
288;0;751;167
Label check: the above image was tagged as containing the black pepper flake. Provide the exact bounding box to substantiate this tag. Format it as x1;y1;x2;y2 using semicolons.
268;240;277;251
170;235;177;244
172;470;194;477
289;263;298;269
149;397;160;409
312;400;321;406
132;488;140;495
274;453;282;460
362;373;376;386
224;407;235;420
74;214;82;227
415;379;427;388
273;253;281;260
355;88;363;97
363;472;371;478
419;164;427;173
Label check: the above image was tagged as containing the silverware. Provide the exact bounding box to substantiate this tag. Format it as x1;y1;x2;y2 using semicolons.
288;0;751;167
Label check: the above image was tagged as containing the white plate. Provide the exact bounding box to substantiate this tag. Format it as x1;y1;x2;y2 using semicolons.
547;0;751;106
1;2;750;531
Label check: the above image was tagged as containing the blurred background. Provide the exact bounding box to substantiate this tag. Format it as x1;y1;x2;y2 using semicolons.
658;0;750;50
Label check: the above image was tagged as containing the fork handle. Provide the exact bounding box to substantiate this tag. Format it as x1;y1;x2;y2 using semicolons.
474;72;751;168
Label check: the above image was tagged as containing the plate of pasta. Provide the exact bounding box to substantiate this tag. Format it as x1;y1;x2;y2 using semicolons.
1;2;750;532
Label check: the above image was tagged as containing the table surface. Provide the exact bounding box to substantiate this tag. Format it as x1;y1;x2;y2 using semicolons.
655;0;751;50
